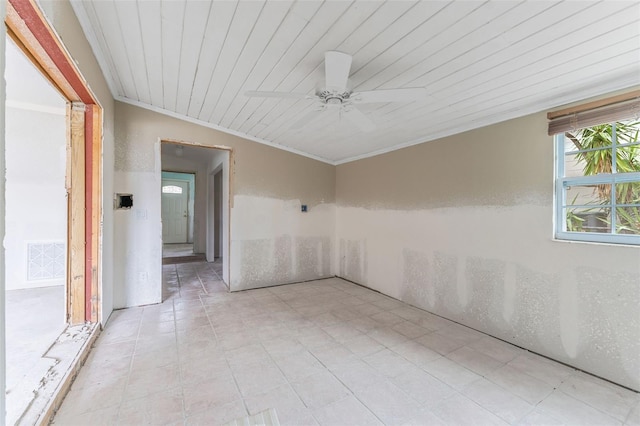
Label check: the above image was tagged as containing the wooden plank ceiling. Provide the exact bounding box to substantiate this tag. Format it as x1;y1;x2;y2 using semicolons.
70;0;640;164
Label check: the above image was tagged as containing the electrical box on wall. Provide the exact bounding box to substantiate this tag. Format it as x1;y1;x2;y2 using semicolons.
301;205;308;212
115;193;133;209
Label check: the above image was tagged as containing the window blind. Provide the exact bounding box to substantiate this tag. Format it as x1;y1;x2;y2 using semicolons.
547;91;640;135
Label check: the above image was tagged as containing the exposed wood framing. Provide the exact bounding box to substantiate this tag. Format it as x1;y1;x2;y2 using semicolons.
87;105;102;322
69;104;86;325
547;90;640;120
6;0;103;325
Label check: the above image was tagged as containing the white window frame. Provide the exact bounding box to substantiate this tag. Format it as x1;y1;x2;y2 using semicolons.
555;124;640;245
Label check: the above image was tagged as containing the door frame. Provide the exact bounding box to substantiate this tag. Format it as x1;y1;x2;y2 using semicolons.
159;140;233;286
5;0;102;324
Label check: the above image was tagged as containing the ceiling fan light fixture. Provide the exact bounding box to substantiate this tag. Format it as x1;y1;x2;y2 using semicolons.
245;50;426;133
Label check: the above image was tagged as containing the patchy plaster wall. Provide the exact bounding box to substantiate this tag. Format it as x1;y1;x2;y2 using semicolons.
38;0;117;323
336;112;640;391
114;102;335;305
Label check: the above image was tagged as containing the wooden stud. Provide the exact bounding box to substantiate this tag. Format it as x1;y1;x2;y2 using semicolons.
69;103;86;325
88;105;102;323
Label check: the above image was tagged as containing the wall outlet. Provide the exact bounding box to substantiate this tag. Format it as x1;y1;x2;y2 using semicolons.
139;271;148;282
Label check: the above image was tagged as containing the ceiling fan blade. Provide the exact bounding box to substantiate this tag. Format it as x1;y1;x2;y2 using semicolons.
342;107;376;132
291;106;326;130
352;87;428;103
325;51;352;93
245;90;311;99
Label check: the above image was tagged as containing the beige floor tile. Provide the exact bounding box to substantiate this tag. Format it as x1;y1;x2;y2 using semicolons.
415;332;465;355
517;409;564;425
367;327;408;348
370;311;405;327
626;401;640;425
54;265;639;426
463;377;534;424
432;393;508;425
362;348;416;378
486;364;554;405
291;371;350;410
52;405;119;426
392;340;441;368
118;388;184;425
124;364;181;400
182;374;242;416
59;376;127;415
421;356;482;391
243;384;308;425
330;360;384;392
467;335;523;363
232;361;287;398
507;352;575;387
391;366;457;407
560;372;639;422
185;399;248;425
537;390;621;425
399;407;449;426
352;379;422;425
131;347;179;372
312;395;383;426
272;349;326;382
447;346;504;376
392;320;430;339
342;333;385;358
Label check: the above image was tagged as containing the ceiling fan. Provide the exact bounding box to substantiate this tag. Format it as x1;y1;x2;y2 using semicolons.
245;51;427;132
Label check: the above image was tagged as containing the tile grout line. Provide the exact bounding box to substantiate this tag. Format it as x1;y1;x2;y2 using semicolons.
199;288;251;419
115;304;145;424
268;283;388;425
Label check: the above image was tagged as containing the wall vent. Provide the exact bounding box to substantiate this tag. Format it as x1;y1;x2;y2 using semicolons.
27;242;65;281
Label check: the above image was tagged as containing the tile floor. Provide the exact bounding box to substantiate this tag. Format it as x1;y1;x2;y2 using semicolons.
52;261;640;425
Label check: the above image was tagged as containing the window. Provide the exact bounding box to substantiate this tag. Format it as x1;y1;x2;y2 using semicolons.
555;120;640;245
162;185;183;194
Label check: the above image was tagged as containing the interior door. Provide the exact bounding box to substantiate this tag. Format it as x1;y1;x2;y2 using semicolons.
161;179;189;243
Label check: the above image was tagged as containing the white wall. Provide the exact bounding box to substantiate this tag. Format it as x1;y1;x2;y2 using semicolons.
336;112;640;391
4;106;66;290
114;102;336;305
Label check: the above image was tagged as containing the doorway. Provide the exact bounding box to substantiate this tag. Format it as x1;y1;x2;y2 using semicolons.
161;171;195;260
159;141;231;288
4;35;67;424
4;0;104;422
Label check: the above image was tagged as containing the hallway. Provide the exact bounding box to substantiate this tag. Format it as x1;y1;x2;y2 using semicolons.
52;262;639;425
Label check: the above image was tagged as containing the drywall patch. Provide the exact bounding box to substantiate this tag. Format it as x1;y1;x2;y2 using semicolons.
465;256;507;332
433;251;464;321
233;235;333;291
576;267;640;389
558;268;579;358
400;248;433;309
273;235;293;283
238;238;273;288
511;265;562;357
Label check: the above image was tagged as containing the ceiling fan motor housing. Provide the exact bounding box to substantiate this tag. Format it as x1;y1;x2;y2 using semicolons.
318;89;351;107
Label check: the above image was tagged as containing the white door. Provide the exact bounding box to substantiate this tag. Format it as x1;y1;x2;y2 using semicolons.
161;179;189;243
